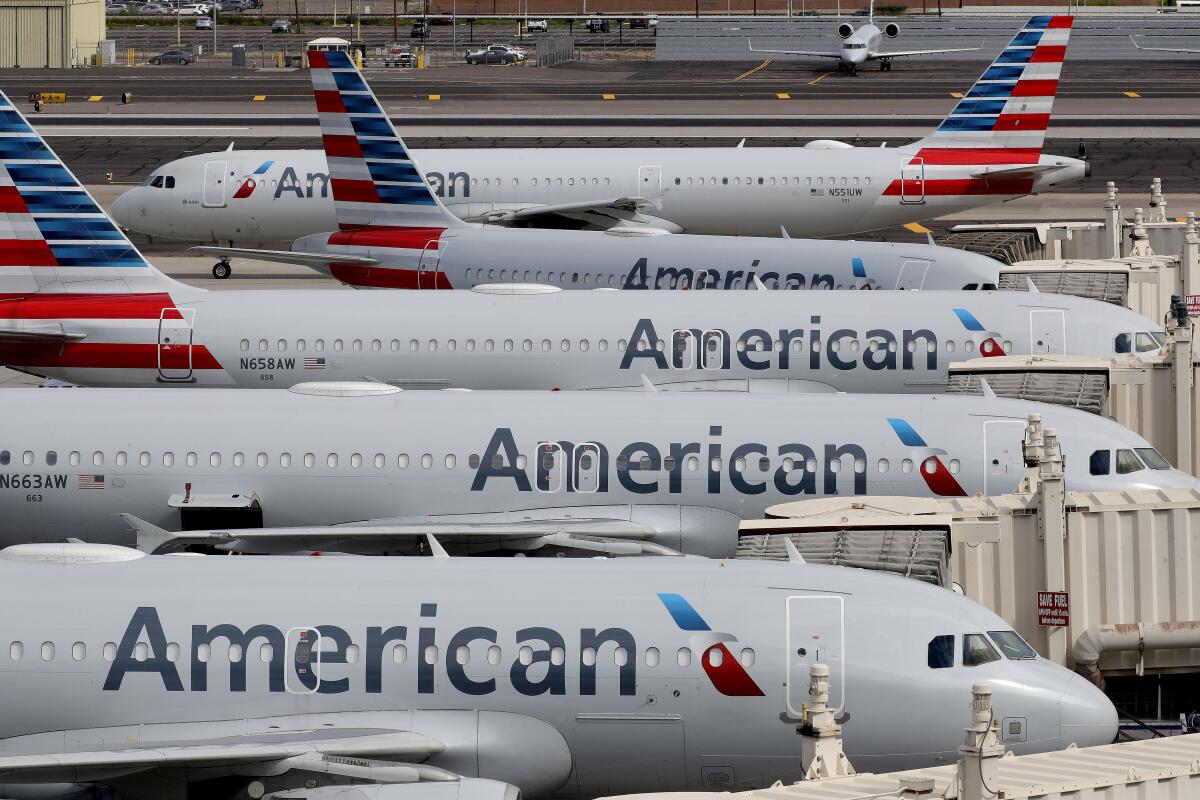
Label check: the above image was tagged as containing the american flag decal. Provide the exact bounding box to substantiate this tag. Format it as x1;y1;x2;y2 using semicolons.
303;357;326;370
78;474;105;490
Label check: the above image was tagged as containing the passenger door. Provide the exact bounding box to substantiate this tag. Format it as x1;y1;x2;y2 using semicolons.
638;165;663;198
1029;309;1066;354
157;307;195;382
899;156;925;205
203;160;228;208
983;419;1026;495
785;595;845;717
895;259;930;290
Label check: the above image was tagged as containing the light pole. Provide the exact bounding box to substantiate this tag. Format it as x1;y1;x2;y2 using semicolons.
211;3;217;59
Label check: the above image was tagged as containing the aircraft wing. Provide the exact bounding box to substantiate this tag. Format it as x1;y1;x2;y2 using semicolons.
122;513;679;556
746;39;841;58
0;727;443;783
188;246;380;268
871;46;980;58
1129;35;1200;54
469;196;666;227
0;322;87;343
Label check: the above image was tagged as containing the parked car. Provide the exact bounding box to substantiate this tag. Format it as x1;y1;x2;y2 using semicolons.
104;3;128;13
149;49;194;64
582;17;609;32
137;3;169;13
383;44;413;67
525;18;547;32
628;14;656;28
220;0;247;11
464;43;527;64
195;15;212;28
410;21;431;38
175;3;209;14
428;15;453;24
271;17;292;32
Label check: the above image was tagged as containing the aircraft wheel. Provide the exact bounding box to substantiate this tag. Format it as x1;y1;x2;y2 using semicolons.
212;261;232;279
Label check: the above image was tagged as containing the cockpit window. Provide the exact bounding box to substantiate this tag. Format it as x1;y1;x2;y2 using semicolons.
1136;333;1161;353
927;635;954;669
1151;332;1167;346
1089;449;1111;476
962;633;1000;666
1114;333;1131;354
962;283;978;290
165;176;176;189
987;630;1036;660
149;175;164;189
1116;449;1144;474
1136;447;1171;470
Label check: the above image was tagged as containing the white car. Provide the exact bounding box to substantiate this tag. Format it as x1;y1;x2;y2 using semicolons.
525;18;548;32
176;3;209;15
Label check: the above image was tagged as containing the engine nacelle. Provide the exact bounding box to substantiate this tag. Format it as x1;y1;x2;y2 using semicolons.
837;22;854;38
884;22;899;37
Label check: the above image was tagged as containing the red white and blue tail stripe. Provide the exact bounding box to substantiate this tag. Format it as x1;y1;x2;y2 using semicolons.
0;89;169;296
308;50;461;231
906;15;1072;166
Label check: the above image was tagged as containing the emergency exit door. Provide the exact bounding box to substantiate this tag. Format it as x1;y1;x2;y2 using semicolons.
786;595;845;718
638;165;662;197
203;160;228;208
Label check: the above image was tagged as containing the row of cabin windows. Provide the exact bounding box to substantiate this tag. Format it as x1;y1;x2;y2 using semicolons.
673;175;871;188
237;335;1013;358
0;448;959;477
474;177;613;189
7;639;753;669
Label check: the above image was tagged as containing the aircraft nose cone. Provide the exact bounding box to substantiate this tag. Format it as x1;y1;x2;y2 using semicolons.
110;189;137;228
1059;674;1118;749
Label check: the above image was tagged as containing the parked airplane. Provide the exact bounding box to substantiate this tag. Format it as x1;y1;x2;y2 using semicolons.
0;550;1118;800
0;387;1193;557
0;87;1146;392
109;16;1085;275
1129;34;1200;55
748;3;980;75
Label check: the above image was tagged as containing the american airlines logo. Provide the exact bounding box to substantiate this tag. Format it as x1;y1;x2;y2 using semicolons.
623;259;843;291
619;318;940;373
101;601;757;698
245;167;473;201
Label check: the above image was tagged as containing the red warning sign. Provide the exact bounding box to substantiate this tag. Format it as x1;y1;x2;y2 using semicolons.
1187;295;1200;318
1037;591;1069;627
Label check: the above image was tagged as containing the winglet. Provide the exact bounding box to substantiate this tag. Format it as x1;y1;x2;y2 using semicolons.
425;533;450;558
780;226;791;239
752;274;768;290
737;138;746;149
927;232;937;247
641;374;658;392
120;513;182;554
978;377;997;399
1026;277;1039;293
783;537;806;564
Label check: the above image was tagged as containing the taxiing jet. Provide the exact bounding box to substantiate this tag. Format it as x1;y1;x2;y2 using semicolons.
748;3;980;75
0;387;1193;556
0;87;1145;392
0;549;1118;800
110;16;1085;271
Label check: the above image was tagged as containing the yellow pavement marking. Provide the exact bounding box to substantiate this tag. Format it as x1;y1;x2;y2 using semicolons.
428;94;441;101
1124;91;1140;98
252;95;267;101
776;92;791;100
734;60;771;81
602;93;616;100
904;222;932;234
1178;217;1191;223
808;71;833;85
88;95;103;102
950;92;964;98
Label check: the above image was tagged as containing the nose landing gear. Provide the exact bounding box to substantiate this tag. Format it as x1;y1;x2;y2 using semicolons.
212;260;232;280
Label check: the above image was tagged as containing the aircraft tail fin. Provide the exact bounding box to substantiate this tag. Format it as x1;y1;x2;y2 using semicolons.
905;16;1072;162
308;50;463;231
0;89;175;296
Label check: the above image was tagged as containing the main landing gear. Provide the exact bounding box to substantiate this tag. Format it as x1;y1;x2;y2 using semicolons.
212;260;232;280
879;58;893;72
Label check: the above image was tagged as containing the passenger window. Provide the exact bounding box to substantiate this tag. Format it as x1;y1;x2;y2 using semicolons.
1089;450;1111;476
399;453;409;468
116;451;128;467
927;635;954;668
258;339;268;352
987;630;1036;660
1116;449;1144;474
164;452;175;467
421;454;433;469
740;648;755;666
374;453;385;469
46;451;57;466
257;453;268;468
93;451;103;466
327;453;338;468
351;453;362;468
645;647;660;666
240;339;249;351
41;642;55;662
103;642;116;662
303;453;315;468
280;453;292;467
70;451;80;466
8;641;22;661
186;452;198;467
677;647;692;666
962;633;1001;666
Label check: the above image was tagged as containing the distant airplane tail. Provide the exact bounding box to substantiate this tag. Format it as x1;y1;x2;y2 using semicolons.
905;15;1072;164
307;50;463;232
0;89;174;297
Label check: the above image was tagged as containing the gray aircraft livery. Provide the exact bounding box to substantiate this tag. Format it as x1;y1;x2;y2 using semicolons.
188;50;1001;289
0;388;1193;556
0;549;1117;800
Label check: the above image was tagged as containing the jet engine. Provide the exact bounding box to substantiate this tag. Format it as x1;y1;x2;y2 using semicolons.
837;22;854;38
884;22;899;37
